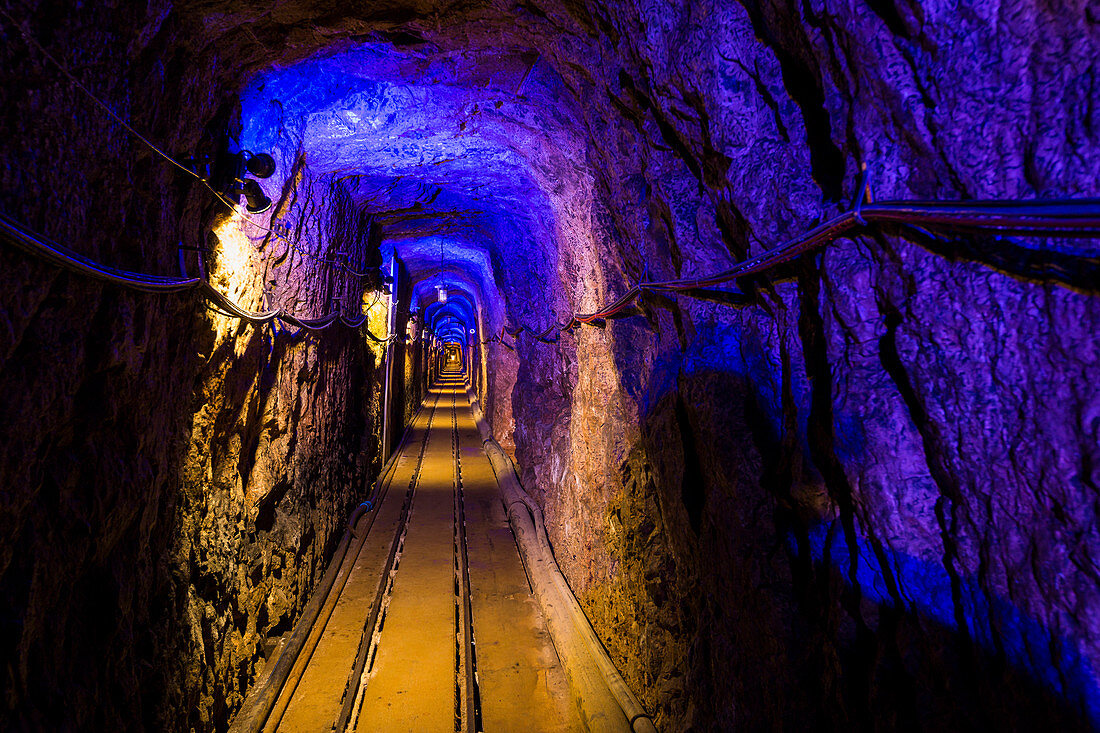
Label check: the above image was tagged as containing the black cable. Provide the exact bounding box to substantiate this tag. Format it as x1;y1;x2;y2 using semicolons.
0;213;395;339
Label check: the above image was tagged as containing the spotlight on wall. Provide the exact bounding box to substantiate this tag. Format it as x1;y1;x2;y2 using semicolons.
227;151;276;213
192;146;277;214
184;148;276;189
227;178;273;214
243;152;276;178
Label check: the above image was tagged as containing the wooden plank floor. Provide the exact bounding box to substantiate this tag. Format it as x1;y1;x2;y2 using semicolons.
266;377;580;732
454;392;579;732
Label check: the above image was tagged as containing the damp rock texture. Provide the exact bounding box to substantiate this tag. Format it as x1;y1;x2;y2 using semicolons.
1;0;1099;731
0;5;387;730
544;3;1100;731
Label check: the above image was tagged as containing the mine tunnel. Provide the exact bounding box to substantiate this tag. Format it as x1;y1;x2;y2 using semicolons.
1;1;1099;731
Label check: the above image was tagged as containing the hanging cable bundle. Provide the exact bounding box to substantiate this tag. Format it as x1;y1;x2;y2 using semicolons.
0;213;394;341
484;196;1100;348
3;9;1098;348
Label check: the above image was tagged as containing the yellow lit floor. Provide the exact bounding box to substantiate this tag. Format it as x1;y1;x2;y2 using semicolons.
268;375;579;732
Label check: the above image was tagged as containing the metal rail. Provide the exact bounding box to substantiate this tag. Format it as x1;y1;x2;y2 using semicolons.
230;391;441;733
468;390;656;732
325;377;481;733
334;387;446;732
451;383;483;732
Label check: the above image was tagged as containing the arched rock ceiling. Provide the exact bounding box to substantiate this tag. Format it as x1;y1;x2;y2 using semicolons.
237;41;590;332
423;290;479;339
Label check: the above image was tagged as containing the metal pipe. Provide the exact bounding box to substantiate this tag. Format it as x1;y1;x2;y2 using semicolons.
380;257;399;463
467;391;657;733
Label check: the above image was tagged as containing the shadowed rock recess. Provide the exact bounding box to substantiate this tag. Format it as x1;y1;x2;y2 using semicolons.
1;0;1098;730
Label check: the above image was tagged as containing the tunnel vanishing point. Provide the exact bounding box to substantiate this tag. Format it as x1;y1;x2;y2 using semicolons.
2;1;1100;731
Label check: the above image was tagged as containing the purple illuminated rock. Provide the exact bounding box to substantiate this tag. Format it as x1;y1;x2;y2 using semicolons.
0;0;1098;730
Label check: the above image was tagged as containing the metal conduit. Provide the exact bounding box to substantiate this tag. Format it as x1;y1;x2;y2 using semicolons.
483;197;1100;347
467;391;657;733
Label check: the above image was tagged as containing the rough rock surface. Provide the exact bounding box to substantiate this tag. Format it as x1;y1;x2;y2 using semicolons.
1;0;1099;731
0;5;388;729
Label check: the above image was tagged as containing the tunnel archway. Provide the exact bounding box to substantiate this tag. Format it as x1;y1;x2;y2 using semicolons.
1;2;1098;732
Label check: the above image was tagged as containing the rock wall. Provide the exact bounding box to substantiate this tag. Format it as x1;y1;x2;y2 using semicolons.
502;1;1100;730
2;1;1098;731
167;166;386;729
0;5;385;729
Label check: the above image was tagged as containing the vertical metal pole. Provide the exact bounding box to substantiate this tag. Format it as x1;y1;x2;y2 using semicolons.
380;257;398;464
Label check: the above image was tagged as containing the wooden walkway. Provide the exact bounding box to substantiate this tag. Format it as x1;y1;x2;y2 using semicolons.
252;374;580;732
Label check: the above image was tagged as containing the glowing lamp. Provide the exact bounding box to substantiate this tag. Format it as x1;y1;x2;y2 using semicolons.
438;286;448;303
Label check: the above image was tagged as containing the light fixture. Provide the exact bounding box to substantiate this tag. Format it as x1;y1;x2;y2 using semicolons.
219;149;276;214
228;178;272;214
438;236;447;302
243;152;276;178
188;142;278;214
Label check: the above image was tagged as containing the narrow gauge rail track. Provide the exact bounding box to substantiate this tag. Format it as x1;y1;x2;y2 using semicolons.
233;372;560;733
450;384;484;733
340;375;483;733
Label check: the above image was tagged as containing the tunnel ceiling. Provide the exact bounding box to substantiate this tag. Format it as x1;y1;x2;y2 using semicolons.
423;292;478;339
3;0;1099;730
237;39;591;334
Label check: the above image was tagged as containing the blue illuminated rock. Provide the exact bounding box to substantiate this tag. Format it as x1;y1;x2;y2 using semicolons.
0;0;1097;730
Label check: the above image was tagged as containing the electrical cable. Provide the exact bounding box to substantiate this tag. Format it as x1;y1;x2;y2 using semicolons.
0;212;202;293
481;198;1100;347
0;213;395;340
0;10;397;336
9;191;1097;345
5;10;1099;344
632;199;1100;294
0;7;380;282
0;8;201;182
